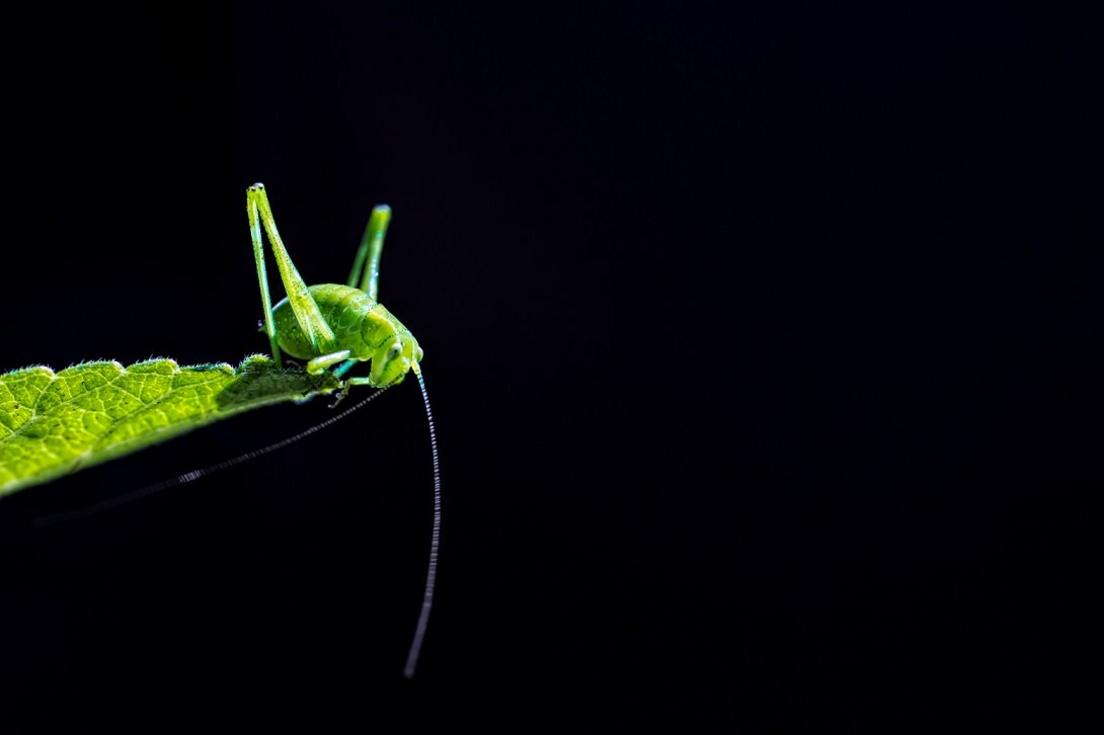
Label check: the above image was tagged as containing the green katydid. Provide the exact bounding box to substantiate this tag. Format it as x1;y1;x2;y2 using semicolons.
0;183;442;677
247;183;424;388
247;183;441;678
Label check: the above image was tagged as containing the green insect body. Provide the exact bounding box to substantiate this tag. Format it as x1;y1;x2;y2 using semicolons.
246;183;423;389
273;285;423;388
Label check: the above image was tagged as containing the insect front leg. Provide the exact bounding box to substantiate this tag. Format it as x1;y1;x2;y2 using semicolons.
332;359;359;379
340;336;407;388
306;350;353;375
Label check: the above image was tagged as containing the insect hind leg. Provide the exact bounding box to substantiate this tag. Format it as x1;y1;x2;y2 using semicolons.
247;189;283;366
247;183;336;353
346;204;391;301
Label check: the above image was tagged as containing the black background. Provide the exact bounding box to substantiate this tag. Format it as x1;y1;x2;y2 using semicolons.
1;3;1099;731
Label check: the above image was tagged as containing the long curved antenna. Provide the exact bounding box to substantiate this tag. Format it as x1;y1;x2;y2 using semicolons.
404;368;442;679
36;388;391;526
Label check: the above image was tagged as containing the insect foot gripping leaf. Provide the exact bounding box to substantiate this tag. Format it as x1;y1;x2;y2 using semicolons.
0;354;341;497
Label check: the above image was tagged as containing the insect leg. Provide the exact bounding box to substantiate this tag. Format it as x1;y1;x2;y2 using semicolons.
247;183;336;352
340;346;417;389
346;205;391;301
306;349;353;375
246;191;283;367
332;359;359;378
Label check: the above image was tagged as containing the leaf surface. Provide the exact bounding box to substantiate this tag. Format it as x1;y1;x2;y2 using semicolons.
0;355;340;496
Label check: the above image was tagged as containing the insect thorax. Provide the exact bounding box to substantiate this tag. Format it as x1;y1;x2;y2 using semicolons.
272;284;396;360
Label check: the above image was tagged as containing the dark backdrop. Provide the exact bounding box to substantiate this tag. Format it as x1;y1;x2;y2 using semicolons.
1;3;1099;731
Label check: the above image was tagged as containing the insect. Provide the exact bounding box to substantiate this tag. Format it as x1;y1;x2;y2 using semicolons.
247;182;441;678
246;182;423;388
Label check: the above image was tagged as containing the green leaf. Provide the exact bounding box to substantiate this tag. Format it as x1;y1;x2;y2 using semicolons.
0;354;341;497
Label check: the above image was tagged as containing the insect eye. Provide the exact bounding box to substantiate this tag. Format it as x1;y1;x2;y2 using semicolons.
388;342;402;357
